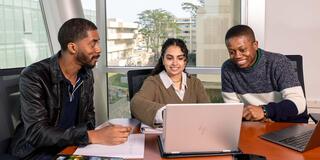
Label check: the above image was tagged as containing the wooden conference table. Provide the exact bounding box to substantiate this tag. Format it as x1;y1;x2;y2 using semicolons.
61;122;320;160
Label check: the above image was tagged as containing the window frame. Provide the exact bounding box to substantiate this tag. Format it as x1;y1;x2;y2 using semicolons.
97;0;255;119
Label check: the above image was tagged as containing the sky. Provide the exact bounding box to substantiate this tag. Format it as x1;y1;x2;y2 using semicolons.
81;0;199;22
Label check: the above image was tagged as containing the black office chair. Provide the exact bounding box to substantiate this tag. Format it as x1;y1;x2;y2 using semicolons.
0;67;23;159
127;69;153;100
286;55;306;95
285;55;319;123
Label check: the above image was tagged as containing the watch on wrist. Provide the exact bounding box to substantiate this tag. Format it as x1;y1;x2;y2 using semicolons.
262;105;268;118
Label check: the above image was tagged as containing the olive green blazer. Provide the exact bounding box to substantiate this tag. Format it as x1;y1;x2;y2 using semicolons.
130;74;210;127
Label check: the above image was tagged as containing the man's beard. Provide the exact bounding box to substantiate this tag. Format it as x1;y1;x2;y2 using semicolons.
76;52;99;69
83;63;95;69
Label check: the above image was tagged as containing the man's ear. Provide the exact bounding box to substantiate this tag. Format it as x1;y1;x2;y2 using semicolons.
67;42;77;55
253;41;259;50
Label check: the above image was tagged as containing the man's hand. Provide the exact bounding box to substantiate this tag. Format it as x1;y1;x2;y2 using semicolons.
88;124;132;145
243;104;265;121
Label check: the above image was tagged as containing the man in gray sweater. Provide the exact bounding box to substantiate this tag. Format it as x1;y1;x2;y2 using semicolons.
221;25;308;123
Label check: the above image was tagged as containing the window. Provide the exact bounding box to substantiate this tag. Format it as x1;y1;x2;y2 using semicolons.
82;0;241;119
0;0;51;69
106;0;241;119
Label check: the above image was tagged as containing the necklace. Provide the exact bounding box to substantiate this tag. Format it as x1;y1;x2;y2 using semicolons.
172;79;181;83
171;75;182;83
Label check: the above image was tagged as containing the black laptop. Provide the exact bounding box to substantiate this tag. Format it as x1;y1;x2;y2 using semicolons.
260;122;320;152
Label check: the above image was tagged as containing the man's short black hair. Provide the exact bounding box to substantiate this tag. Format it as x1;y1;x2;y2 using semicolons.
58;18;97;51
225;25;256;44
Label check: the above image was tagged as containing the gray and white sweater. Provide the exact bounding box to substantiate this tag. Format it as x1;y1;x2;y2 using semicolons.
221;48;308;122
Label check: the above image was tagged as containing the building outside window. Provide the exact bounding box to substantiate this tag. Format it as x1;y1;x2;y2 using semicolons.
93;0;241;119
0;0;51;69
1;0;242;119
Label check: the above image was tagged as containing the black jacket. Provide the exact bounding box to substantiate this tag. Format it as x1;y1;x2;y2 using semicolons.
10;52;95;158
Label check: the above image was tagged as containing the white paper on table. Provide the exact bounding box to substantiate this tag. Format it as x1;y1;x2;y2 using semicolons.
140;123;163;134
74;134;145;159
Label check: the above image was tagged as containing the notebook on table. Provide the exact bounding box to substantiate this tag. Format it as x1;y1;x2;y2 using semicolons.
260;121;320;152
158;103;244;158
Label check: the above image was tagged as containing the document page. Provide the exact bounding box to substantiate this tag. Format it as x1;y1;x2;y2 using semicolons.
74;134;145;159
140;123;163;134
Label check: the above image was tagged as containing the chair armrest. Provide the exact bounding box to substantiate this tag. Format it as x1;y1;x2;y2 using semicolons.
309;113;320;123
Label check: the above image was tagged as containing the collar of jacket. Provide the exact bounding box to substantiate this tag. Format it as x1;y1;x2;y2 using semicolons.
49;51;91;84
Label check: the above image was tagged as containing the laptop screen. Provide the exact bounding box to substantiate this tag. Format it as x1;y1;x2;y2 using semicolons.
162;103;243;154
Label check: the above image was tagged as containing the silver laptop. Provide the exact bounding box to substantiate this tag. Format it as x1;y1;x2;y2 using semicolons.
260;122;320;152
158;103;243;158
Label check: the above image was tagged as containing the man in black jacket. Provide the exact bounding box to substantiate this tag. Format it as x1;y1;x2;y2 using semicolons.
10;18;131;159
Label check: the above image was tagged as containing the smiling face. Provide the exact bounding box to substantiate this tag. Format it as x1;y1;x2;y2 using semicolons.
74;30;101;68
226;35;258;68
163;45;187;78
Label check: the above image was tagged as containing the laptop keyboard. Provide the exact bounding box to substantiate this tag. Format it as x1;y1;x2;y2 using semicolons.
279;130;313;150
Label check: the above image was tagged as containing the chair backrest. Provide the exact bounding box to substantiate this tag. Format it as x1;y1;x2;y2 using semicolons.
127;69;153;100
0;67;23;154
285;55;312;123
285;55;306;96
